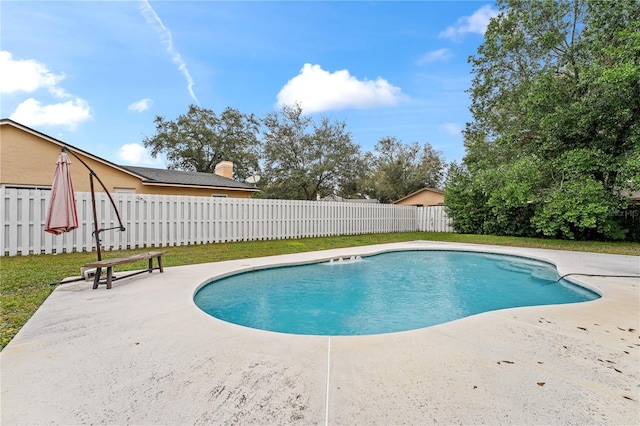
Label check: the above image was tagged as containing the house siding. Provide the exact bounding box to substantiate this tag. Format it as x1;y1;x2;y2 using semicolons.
394;189;444;206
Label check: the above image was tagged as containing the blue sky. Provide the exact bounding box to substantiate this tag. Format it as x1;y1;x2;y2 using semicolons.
1;1;498;168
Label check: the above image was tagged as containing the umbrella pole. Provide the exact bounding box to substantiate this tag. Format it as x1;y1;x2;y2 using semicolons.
89;172;102;261
61;146;125;261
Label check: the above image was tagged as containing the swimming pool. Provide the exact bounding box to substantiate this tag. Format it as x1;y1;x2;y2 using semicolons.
194;250;600;335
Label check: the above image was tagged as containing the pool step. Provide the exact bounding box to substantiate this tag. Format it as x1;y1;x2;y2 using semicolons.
496;261;558;282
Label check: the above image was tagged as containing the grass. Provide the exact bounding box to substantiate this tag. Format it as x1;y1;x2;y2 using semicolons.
1;232;638;349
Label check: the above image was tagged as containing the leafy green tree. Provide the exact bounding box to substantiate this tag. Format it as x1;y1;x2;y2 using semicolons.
364;137;445;203
444;162;491;233
445;0;640;240
334;153;371;199
259;103;362;200
143;105;261;180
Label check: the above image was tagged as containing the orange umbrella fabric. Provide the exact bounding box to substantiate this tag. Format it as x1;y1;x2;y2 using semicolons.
45;152;79;235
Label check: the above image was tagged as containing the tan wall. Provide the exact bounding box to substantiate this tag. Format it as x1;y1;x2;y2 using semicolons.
395;190;444;206
0;124;254;198
0;125;128;192
133;185;254;198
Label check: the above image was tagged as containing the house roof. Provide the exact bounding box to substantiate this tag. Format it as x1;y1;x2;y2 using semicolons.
393;187;444;204
1;118;258;192
122;166;258;191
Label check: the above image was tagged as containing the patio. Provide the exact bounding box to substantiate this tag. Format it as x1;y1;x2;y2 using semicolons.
1;241;638;425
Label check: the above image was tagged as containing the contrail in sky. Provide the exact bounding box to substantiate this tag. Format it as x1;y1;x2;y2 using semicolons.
139;0;199;104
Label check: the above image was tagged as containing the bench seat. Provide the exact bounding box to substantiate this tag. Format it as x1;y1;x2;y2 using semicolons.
84;251;167;289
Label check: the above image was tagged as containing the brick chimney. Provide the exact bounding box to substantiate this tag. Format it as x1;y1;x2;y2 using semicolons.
214;161;234;179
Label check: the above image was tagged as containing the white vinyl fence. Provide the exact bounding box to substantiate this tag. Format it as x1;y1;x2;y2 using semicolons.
1;188;454;256
416;204;453;233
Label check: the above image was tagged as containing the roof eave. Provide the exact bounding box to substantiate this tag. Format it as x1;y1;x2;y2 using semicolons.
140;181;260;192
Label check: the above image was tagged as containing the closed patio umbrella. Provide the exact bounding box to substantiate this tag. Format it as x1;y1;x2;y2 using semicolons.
45;151;79;235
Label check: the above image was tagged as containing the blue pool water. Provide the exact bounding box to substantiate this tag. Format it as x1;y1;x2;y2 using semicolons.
194;251;600;335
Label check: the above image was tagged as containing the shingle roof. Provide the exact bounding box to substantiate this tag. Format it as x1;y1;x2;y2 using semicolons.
121;166;258;190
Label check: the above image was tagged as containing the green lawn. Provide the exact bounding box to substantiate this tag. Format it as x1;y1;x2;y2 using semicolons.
1;232;638;349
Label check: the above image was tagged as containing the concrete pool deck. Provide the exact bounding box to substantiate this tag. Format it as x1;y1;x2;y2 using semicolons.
1;241;639;425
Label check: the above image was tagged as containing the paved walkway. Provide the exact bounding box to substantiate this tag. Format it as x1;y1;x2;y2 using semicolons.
2;242;639;425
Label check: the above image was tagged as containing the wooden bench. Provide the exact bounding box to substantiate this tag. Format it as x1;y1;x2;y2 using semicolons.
84;251;167;289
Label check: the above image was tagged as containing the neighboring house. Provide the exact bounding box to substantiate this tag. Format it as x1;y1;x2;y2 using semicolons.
0;119;259;198
393;188;444;207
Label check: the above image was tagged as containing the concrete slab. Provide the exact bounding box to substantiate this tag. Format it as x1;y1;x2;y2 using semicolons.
1;241;639;425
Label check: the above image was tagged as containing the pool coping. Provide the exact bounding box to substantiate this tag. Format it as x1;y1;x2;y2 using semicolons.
2;241;639;425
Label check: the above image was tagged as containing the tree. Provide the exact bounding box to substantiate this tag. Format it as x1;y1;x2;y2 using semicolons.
364;137;445;203
259;103;362;200
445;0;640;240
444;162;491;234
333;152;371;199
143;105;261;180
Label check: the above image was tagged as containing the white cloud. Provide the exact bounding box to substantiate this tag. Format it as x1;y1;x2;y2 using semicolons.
118;143;163;166
139;0;199;104
0;50;67;96
2;51;92;130
442;122;462;136
9;98;91;130
276;64;405;113
439;5;498;40
128;98;153;112
418;48;454;64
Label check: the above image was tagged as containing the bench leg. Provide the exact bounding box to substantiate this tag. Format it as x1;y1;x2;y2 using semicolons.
106;267;113;290
157;256;164;273
93;267;102;289
148;258;153;273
